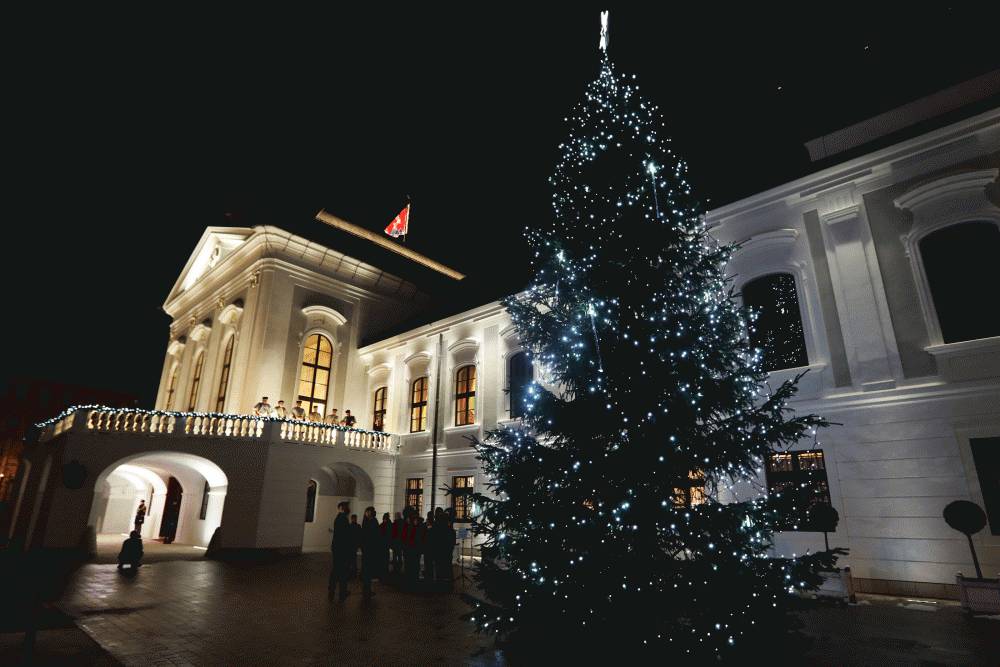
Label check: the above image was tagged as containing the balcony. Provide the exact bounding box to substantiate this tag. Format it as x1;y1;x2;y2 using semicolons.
37;407;399;454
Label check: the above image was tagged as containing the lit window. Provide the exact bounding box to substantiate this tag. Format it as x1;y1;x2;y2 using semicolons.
372;387;387;432
406;478;423;516
452;475;475;521
455;365;476;426
187;351;205;412
410;377;428;433
919;222;1000;343
508;352;532;418
672;470;706;508
742;273;808;372
215;336;234;412
305;480;317;523
298;334;332;418
164;364;179;411
765;449;831;531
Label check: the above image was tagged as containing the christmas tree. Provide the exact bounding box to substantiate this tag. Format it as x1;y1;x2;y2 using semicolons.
469;13;837;660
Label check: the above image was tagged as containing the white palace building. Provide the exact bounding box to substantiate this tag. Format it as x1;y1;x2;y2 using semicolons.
7;103;1000;599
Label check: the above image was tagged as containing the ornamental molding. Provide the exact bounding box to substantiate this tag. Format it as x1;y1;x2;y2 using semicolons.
301;304;348;327
189;319;213;343
447;337;480;355
218;302;244;326
366;363;393;378
402;351;432;367
893;168;998;215
819;204;861;227
167;339;187;357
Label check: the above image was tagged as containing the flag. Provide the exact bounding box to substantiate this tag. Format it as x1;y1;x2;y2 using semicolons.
384;204;410;238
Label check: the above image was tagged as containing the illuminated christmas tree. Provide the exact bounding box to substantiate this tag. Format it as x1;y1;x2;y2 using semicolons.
469;13;836;660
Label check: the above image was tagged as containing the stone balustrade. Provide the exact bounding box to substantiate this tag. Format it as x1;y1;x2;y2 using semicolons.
38;407;398;454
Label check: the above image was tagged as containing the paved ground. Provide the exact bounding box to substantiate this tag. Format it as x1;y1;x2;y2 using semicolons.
40;553;1000;666
94;534;207;564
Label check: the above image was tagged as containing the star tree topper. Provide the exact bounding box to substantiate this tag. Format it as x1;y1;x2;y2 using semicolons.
599;10;609;52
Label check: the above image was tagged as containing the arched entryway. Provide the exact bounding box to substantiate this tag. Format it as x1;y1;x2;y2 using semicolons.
302;462;374;551
89;451;228;552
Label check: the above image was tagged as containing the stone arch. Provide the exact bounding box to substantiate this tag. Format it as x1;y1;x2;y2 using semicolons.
301;460;376;550
89;451;229;549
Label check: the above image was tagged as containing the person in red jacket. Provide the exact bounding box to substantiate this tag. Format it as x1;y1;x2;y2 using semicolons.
390;511;404;573
402;514;421;583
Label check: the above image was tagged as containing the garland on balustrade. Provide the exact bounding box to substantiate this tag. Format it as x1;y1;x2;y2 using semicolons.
34;404;385;435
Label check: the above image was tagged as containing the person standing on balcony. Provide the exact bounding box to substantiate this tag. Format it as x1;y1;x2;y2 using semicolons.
291;400;306;420
308;406;322;423
324;409;340;426
253;397;274;417
274;400;288;419
342;410;356;428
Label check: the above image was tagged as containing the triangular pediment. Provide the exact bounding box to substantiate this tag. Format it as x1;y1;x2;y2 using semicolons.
165;227;253;306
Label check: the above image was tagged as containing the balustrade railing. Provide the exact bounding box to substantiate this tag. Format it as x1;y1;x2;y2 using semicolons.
37;407;397;453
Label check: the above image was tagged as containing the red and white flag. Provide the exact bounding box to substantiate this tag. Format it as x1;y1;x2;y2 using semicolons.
384;204;410;238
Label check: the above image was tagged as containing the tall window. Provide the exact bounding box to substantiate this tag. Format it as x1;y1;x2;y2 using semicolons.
508;352;532;419
765;450;831;531
672;470;707;509
164;364;179;411
920;222;1000;343
372;387;387;432
406;478;423;516
742;273;808;372
970;437;1000;535
214;336;234;412
455;365;476;426
410;377;428;433
305;480;317;523
199;481;210;520
187;351;205;411
298;334;332;417
452;475;475;522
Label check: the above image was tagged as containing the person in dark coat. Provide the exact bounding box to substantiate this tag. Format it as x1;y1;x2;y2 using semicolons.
133;500;147;533
435;508;456;582
117;531;143;570
390;512;404;573
379;512;392;573
423;516;436;581
328;501;352;600
402;514;421;584
349;513;361;578
361;507;383;599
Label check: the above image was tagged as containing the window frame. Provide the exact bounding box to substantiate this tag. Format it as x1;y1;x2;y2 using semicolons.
765;449;832;532
164;363;179;412
741;272;810;372
409;376;428;433
187;350;205;412
451;475;475;522
405;477;423;517
214;335;235;412
507;351;533;419
454;364;477;427
297;333;333;418
372;386;387;432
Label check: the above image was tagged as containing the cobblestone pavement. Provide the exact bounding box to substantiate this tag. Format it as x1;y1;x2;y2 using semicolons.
55;554;1000;666
59;555;502;666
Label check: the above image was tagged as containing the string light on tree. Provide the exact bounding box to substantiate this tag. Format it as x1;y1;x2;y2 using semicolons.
468;11;838;661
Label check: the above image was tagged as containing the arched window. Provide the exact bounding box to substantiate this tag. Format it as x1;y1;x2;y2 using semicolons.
215;336;235;412
742;273;808;372
508;352;532;419
187;351;205;411
410;377;428;433
919;221;1000;343
298;334;333;418
455;365;476;426
372;387;387;432
305;480;317;523
164;364;179;411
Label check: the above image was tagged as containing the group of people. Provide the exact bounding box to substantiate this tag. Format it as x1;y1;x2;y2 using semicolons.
252;396;356;427
329;502;459;601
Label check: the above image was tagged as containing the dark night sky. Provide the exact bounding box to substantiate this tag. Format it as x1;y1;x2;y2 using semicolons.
5;5;999;407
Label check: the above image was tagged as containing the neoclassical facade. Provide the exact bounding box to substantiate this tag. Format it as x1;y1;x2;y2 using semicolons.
9;108;999;598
